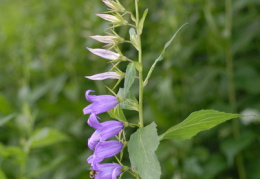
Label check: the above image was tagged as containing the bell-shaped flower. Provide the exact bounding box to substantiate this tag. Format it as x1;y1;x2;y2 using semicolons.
83;90;118;115
90;35;124;44
87;114;124;150
91;163;123;179
87;140;123;164
85;72;121;81
96;14;128;25
87;48;120;61
88;130;101;150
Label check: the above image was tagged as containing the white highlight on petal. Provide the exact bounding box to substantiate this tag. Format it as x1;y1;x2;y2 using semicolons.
87;48;120;60
90;35;117;44
102;0;116;10
85;72;121;80
96;14;121;23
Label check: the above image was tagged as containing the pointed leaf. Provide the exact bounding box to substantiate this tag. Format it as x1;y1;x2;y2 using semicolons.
129;28;139;50
30;128;69;149
128;122;161;179
160;110;242;141
107;105;127;122
124;62;136;97
144;23;188;86
138;9;148;35
118;88;138;111
0;113;16;126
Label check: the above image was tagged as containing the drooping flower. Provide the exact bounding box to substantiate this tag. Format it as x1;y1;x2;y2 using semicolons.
83;90;118;115
90;35;124;44
87;140;123;164
85;72;121;81
91;163;123;179
87;48;120;61
87;114;124;150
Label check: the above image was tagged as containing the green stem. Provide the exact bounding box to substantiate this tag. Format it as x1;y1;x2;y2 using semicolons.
225;0;245;178
135;0;144;128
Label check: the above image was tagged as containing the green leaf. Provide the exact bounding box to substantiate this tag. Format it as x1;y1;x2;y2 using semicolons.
30;128;69;149
128;122;161;179
0;93;12;114
107;105;127;122
0;113;16;126
0;169;7;179
138;9;148;35
118;88;139;111
129;28;139;50
160;110;242;141
0;143;26;165
124;62;136;97
144;23;188;86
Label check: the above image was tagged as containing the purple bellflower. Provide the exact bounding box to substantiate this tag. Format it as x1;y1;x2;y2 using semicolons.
91;163;123;179
87;114;124;150
87;140;123;164
83;90;118;115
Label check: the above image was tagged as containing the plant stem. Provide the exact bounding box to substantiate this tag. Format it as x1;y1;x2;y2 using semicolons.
135;0;144;128
225;0;246;178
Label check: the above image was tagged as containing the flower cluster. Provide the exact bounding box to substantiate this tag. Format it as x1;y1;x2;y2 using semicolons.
83;1;131;178
84;91;124;178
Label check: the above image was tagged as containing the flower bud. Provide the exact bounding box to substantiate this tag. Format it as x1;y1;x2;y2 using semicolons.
87;48;120;61
90;35;124;44
85;72;121;81
96;14;128;25
102;0;126;13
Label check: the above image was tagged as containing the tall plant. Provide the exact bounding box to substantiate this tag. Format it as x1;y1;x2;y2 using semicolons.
83;0;241;178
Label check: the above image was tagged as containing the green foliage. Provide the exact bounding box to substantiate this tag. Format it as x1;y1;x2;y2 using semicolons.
124;62;136;97
128;122;161;179
160;110;242;140
0;0;259;178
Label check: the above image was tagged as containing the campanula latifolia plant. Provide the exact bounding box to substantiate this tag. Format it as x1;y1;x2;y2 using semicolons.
83;0;241;178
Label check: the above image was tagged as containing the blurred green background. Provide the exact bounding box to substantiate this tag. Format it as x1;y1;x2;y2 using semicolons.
0;0;260;178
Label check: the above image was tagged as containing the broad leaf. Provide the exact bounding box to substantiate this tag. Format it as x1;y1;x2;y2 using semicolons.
160;110;242;141
107;106;127;122
128;122;161;179
30;128;69;149
124;62;136;97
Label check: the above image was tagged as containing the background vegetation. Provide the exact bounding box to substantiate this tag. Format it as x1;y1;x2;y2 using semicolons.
0;0;259;178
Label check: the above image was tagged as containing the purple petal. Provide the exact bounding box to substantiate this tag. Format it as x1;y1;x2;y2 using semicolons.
100;121;124;141
93;141;123;162
87;155;94;164
88;130;101;150
83;90;118;115
92;163;123;179
87;113;102;129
